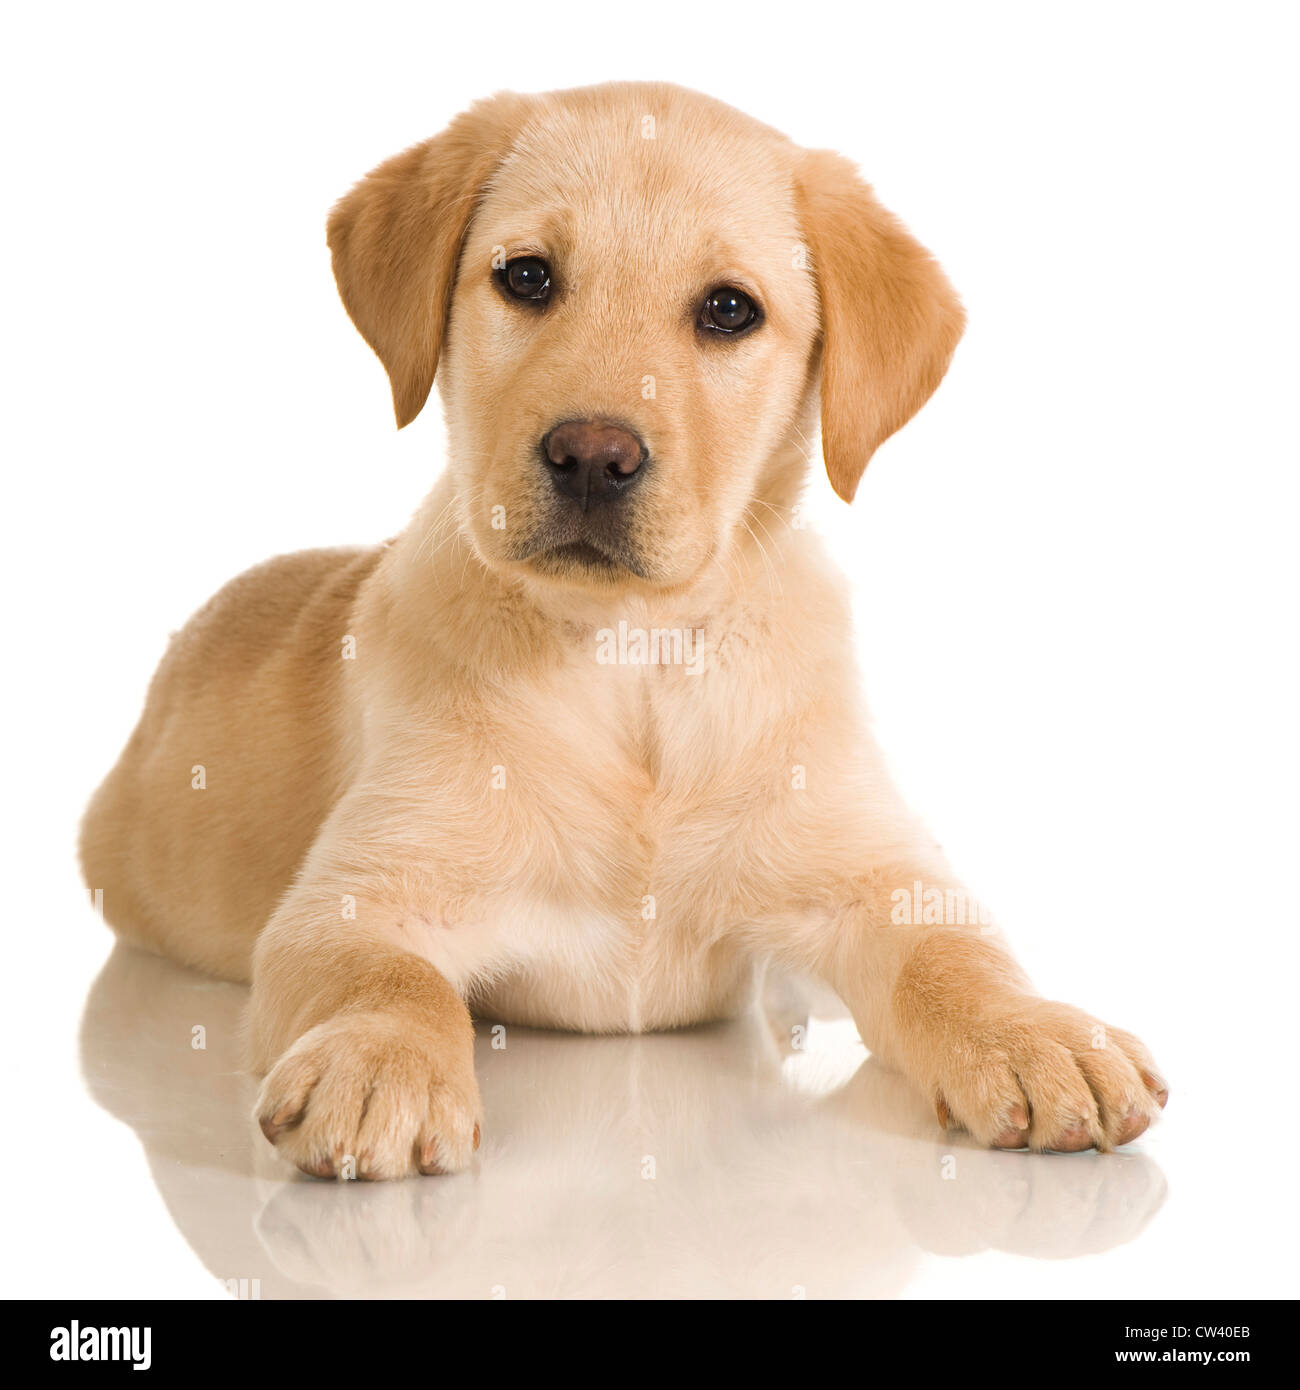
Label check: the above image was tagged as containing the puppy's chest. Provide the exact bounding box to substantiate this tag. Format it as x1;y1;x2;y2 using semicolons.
496;665;741;904
425;659;791;1028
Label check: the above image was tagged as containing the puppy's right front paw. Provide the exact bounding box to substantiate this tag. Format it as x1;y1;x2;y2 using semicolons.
254;1012;481;1181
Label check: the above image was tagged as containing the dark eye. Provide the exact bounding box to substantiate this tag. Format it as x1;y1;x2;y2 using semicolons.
700;287;759;335
500;256;551;302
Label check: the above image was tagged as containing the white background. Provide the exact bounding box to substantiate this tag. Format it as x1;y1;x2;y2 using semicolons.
3;0;1298;1299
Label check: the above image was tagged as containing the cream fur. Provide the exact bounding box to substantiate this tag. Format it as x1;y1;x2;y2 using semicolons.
81;82;1167;1180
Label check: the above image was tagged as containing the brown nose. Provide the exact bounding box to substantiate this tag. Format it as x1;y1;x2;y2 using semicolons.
542;419;647;508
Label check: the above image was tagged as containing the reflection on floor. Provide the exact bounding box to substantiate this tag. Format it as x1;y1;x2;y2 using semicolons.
79;944;1165;1299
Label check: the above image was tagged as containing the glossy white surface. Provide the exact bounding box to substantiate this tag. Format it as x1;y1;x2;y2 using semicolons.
2;917;1286;1300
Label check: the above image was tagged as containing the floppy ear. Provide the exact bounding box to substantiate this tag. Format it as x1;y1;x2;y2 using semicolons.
795;150;965;501
327;94;527;428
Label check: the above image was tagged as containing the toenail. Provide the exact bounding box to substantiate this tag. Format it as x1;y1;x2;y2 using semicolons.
1116;1109;1151;1145
1049;1125;1093;1152
1141;1072;1170;1108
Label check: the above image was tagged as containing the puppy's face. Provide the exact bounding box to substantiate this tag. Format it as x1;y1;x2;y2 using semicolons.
328;84;965;597
441;93;819;591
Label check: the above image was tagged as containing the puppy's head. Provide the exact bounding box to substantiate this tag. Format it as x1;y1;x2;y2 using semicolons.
328;84;963;594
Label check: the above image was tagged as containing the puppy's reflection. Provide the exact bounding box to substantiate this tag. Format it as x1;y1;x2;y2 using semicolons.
81;943;1166;1299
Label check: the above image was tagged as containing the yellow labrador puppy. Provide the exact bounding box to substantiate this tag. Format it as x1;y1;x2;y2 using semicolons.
81;82;1168;1179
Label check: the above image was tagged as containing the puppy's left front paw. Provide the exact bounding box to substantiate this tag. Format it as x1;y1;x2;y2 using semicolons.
930;999;1169;1153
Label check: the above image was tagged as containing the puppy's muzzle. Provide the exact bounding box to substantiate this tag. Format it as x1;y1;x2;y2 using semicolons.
541;419;647;510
